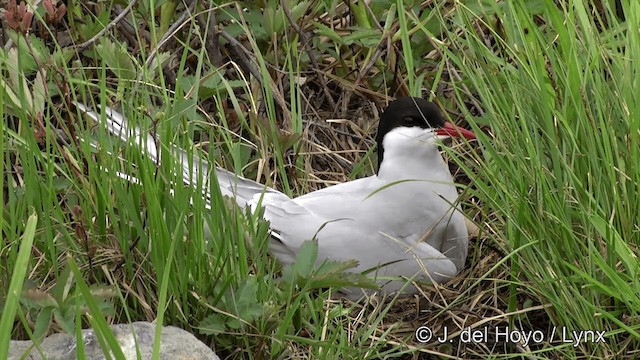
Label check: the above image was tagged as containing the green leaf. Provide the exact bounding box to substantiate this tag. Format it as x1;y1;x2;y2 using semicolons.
147;51;171;74
51;264;73;302
172;96;198;122
221;278;265;330
280;239;380;292
342;28;382;46
0;78;22;112
32;69;46;115
179;74;245;100
6;48;33;112
4;32;41;74
590;214;638;279
53;306;76;334
0;213;37;360
76;11;113;41
20;288;58;309
308;259;379;290
292;239;318;279
95;38;137;81
314;23;344;45
198;313;226;335
33;307;53;341
51;48;75;69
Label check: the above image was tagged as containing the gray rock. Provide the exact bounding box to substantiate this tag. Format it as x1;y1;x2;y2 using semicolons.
9;321;219;360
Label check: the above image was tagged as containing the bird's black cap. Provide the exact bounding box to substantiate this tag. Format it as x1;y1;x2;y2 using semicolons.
375;97;447;170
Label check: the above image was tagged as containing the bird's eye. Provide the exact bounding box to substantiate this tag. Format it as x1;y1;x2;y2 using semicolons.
404;116;423;125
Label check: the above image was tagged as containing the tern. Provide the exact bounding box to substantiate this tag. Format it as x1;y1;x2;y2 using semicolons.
75;97;475;298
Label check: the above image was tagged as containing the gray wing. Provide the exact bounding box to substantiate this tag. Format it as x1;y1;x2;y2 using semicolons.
258;179;461;286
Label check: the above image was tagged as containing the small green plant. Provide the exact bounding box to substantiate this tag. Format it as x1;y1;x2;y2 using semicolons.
18;265;116;340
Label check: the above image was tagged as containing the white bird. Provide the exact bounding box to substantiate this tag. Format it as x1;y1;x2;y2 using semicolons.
75;97;475;298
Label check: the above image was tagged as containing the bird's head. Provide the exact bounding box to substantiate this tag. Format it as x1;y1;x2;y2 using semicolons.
375;97;475;174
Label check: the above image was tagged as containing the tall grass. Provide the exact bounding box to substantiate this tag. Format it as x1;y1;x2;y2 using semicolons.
427;1;640;356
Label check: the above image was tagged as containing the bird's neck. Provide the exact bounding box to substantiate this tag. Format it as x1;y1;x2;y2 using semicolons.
377;144;450;181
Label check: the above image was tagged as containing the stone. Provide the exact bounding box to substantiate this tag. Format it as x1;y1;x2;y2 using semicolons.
8;321;219;360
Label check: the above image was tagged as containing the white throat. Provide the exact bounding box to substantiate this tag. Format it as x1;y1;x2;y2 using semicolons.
377;127;448;180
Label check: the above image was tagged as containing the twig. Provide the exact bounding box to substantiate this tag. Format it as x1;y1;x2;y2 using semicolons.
196;2;223;68
131;0;196;94
218;29;263;82
339;35;389;117
143;0;197;70
76;0;138;52
113;5;151;47
339;0;389;116
218;27;292;125
445;60;485;116
280;0;337;111
423;35;485;116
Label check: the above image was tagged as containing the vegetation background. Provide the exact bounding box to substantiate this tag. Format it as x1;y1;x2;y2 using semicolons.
1;0;638;358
